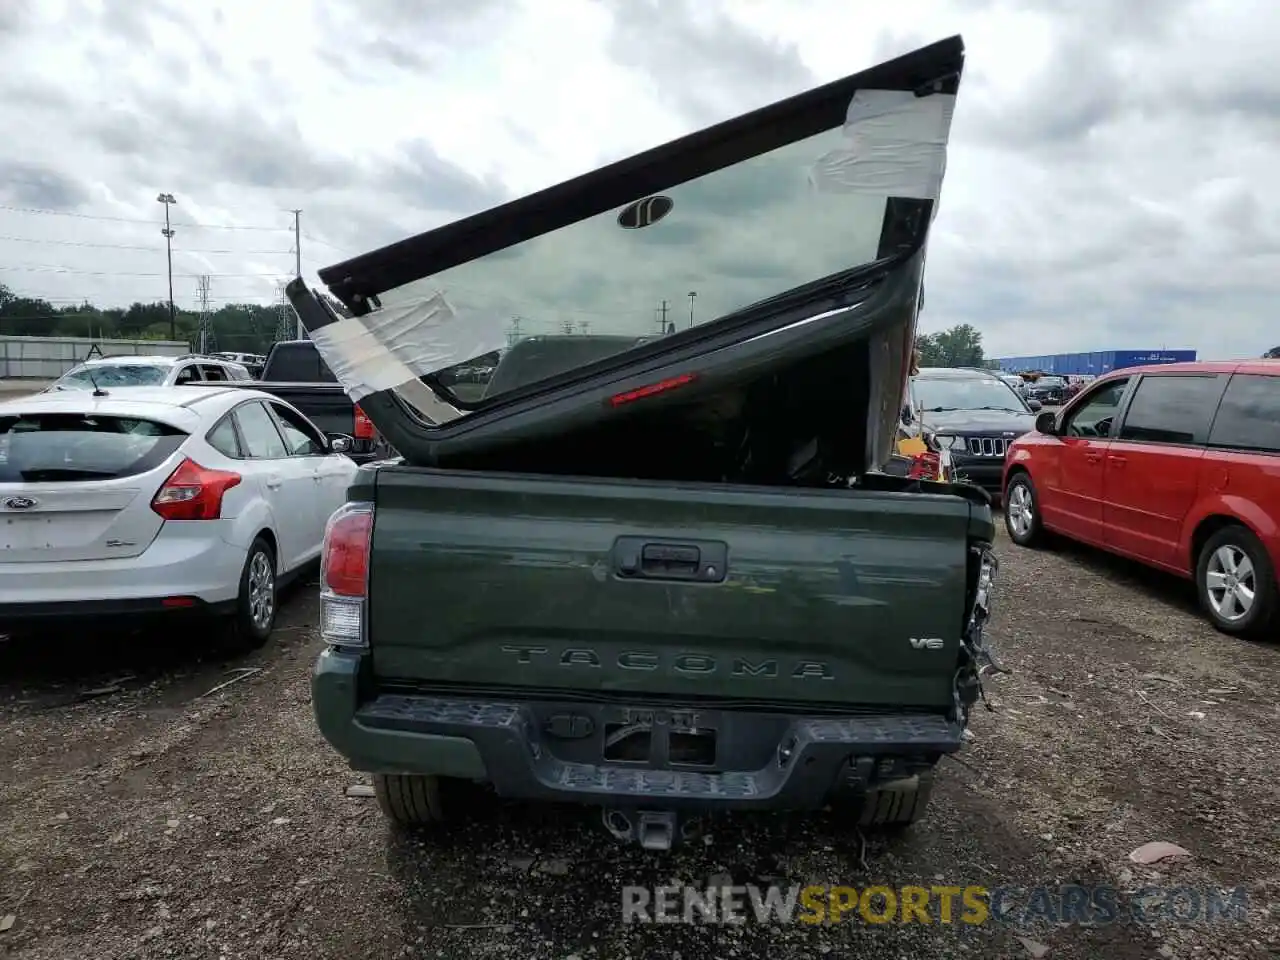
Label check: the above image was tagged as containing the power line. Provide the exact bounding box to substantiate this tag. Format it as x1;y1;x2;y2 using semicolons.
1;264;290;278
0;202;295;232
0;234;294;254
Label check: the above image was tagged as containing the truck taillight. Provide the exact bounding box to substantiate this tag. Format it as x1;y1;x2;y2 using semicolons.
151;457;241;520
319;501;373;649
353;405;375;440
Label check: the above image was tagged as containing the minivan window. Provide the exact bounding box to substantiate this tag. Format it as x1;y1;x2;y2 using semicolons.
1118;374;1226;446
1207;374;1280;454
1063;379;1128;438
0;414;186;482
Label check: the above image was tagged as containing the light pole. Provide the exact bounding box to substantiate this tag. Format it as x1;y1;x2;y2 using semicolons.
157;193;177;341
688;291;697;329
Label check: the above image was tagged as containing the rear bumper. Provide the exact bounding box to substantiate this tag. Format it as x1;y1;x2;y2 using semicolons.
0;524;246;607
312;649;964;810
0;596;236;633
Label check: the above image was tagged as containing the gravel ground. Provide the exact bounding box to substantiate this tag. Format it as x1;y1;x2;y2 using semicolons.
1;524;1277;959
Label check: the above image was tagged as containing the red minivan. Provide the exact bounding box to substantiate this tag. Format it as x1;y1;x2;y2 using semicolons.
1002;361;1280;639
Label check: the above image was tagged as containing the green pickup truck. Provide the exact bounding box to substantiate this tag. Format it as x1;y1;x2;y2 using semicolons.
287;35;1002;850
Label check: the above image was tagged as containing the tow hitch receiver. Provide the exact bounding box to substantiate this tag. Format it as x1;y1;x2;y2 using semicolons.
603;808;696;850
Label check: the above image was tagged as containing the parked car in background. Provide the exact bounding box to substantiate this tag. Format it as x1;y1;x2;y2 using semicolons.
1003;360;1280;639
49;354;251;392
1026;375;1067;405
906;367;1041;502
1001;373;1029;398
234;340;395;465
1062;374;1094;400
211;351;267;378
0;386;359;646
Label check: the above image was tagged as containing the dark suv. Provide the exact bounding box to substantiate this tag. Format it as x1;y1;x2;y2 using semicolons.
906;367;1041;502
1028;376;1067;405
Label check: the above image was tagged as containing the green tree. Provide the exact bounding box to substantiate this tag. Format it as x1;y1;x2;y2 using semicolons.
1265;346;1280;359
915;324;985;367
0;281;281;354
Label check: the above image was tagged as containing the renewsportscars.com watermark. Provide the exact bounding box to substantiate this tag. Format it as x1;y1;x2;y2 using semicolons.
622;884;1251;926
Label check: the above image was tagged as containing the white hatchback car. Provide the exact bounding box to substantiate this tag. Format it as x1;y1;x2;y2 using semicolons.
50;354;251;392
0;386;359;646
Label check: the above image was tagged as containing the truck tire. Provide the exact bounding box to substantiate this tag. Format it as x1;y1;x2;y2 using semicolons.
373;774;448;826
857;771;936;829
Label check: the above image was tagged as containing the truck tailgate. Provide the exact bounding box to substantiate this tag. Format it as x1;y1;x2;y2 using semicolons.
368;468;974;708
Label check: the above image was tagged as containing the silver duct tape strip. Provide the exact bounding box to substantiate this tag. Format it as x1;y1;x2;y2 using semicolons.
307;288;506;418
809;90;956;201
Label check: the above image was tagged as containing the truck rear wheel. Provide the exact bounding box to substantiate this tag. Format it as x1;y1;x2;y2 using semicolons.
373;774;449;826
856;770;936;829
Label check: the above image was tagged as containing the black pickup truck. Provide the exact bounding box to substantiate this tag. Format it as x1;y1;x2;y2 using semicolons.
227;340;394;464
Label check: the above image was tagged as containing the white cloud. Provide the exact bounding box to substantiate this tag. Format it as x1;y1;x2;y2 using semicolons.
0;0;1277;358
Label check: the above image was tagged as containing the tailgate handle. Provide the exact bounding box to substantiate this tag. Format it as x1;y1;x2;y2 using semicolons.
613;537;727;583
642;543;700;574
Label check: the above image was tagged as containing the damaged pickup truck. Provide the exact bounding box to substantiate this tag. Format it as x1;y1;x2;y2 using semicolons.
288;35;1002;850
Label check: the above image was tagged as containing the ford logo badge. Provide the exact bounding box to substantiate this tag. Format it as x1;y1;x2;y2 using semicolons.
3;496;38;510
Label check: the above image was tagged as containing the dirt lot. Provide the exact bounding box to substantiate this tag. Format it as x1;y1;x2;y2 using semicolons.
1;524;1277;959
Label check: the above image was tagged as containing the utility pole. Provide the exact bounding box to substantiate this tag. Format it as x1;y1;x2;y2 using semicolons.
275;281;295;344
659;299;669;331
508;316;523;347
291;209;304;338
688;291;697;329
196;275;213;354
157;192;177;340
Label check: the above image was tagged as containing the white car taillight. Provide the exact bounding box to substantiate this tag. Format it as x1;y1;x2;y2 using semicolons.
319;501;373;649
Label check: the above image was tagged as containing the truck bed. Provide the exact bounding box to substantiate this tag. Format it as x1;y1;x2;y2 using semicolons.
367;466;983;710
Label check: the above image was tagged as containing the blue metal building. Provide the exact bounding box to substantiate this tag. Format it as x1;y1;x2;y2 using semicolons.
993;350;1197;376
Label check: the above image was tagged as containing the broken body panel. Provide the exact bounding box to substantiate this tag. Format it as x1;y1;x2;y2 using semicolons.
291;36;1002;844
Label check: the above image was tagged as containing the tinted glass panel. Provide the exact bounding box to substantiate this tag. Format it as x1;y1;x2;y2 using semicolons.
235;402;289;459
207;416;241;458
0;414;186;482
200;364;229;382
1118;375;1224;445
1207;374;1280;453
269;403;325;456
1063;379;1128;438
377;92;952;406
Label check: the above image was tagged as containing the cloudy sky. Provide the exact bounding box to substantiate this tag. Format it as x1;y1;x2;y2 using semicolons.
0;0;1276;359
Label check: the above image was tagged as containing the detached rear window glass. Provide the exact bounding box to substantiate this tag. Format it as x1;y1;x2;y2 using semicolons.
0;414;187;482
57;364;168;388
372;91;953;408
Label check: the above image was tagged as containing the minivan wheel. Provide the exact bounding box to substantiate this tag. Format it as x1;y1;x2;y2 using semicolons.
1196;525;1278;640
1004;472;1042;547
